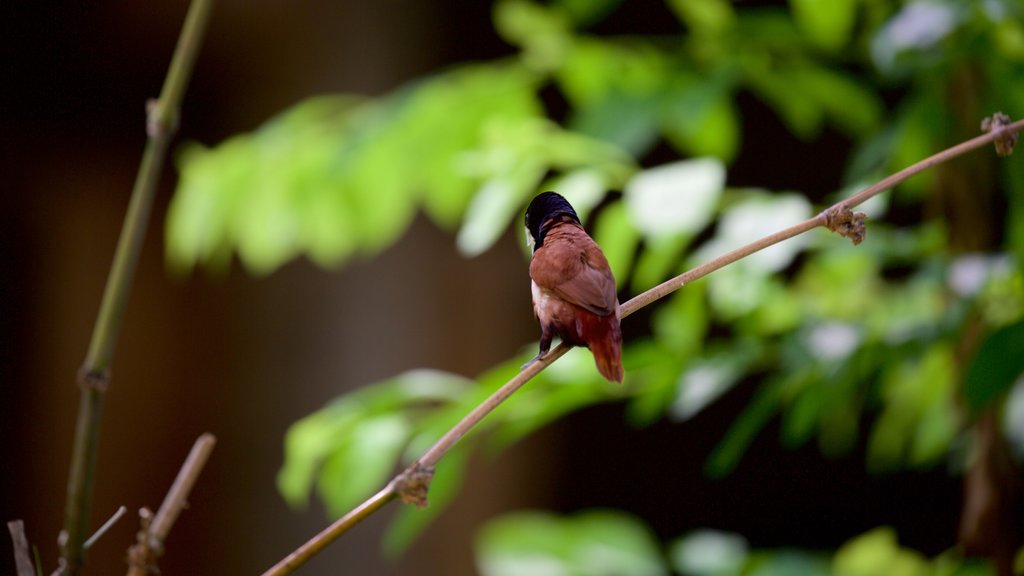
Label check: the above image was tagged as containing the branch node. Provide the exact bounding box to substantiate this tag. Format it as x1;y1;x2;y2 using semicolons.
391;463;435;508
823;205;868;245
145;98;179;140
77;367;110;392
127;508;159;575
981;112;1018;157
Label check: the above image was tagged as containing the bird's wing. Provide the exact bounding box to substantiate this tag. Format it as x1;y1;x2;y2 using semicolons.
530;225;618;316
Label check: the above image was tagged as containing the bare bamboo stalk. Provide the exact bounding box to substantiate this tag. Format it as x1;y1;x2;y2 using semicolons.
261;114;1021;575
57;1;214;573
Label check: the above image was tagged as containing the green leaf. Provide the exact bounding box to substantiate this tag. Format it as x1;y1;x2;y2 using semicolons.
706;382;781;477
570;91;663;156
869;2;963;76
624;341;687;425
457;168;541;257
568;510;667;576
651;282;708;356
833;527;929;576
671;345;758;421
167;139;248;272
494;0;571;70
790;0;857;53
867;346;956;472
666;0;736;35
705;265;770;320
592;200;641;282
276;369;470;510
964;318;1024;413
1006;378;1024;463
378;64;542;232
745;58;883;140
489;348;614;450
749;277;804;335
315;414;410;516
793;64;883;137
477;512;569;576
663;85;740;162
555;0;623;27
476;510;667;576
542;169;608;224
277;400;362;508
1005;135;1024;265
888;95;940;197
796;248;881;321
778;367;825;448
693;190;812;276
559;39;671;155
669;530;747;576
995;18;1024;60
558;39;668;107
631;234;690;294
403;360;524;462
458;118;631;256
745;550;832;576
624;158;725;239
743;61;823;139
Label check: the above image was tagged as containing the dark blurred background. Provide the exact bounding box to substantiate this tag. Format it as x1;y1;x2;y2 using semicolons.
3;1;963;574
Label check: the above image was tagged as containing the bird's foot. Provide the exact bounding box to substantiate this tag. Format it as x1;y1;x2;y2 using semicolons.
521;353;544;371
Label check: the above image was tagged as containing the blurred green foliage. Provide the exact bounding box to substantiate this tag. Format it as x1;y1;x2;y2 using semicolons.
477;510;667;576
166;0;1024;568
475;512;994;576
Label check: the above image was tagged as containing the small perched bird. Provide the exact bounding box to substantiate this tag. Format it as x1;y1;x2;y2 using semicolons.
524;192;623;382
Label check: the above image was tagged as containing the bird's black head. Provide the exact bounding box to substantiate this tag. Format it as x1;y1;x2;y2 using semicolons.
525;191;581;251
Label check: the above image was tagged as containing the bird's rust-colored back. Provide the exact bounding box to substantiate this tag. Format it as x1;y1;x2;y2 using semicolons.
529;221;623;382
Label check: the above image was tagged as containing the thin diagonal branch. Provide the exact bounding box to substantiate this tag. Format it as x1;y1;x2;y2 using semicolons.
83;506;127;551
261;113;1022;576
127;434;216;576
57;1;214;574
261;487;398;576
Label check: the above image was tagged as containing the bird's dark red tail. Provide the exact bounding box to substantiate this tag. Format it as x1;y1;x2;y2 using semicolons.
580;311;623;383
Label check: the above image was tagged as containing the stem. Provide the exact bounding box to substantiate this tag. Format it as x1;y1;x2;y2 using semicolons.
260;487;398;576
419;345;571;467
8;520;36;576
262;115;1023;575
147;434;216;546
58;1;214;573
127;434;217;576
83;506;126;550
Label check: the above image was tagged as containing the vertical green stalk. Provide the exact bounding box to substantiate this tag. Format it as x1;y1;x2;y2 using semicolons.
59;0;214;572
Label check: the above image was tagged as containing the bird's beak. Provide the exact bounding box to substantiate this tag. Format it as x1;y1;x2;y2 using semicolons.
525;226;535;251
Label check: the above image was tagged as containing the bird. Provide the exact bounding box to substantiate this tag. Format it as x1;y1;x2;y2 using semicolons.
524;191;623;383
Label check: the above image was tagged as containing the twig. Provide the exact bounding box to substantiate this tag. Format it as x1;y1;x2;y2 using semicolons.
56;0;214;574
83;506;126;550
260;487;398;576
8;520;36;576
624;115;1024;316
127;433;217;576
261;113;1022;575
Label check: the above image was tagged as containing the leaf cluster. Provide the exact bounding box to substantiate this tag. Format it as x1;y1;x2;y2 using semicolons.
476;511;995;576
